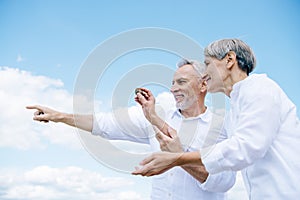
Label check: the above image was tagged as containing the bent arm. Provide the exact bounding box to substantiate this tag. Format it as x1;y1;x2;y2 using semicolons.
155;127;210;183
138;122;236;192
203;88;281;174
181;154;235;192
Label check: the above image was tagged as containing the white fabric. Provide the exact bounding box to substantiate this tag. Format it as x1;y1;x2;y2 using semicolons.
203;74;300;199
92;105;235;200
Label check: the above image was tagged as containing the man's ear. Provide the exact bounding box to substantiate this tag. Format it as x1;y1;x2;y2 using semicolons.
225;51;237;70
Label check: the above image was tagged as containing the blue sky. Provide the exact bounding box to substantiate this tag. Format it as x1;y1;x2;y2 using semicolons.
1;0;300;199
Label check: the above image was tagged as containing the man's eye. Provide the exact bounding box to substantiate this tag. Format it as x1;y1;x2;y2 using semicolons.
178;80;186;84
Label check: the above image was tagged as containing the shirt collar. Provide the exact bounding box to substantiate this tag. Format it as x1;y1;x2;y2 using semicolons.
171;107;211;123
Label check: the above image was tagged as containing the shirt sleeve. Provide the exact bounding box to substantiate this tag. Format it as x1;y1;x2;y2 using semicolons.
199;170;236;192
199;115;236;192
202;84;281;174
92;106;152;144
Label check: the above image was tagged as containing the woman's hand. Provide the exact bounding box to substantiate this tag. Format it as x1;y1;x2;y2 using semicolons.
132;151;182;176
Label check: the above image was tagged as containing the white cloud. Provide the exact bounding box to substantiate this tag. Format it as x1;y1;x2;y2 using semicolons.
0;166;142;200
0;67;85;149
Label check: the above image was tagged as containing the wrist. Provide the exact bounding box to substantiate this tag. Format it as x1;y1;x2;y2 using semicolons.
179;151;203;167
149;113;162;127
60;113;74;125
173;152;186;166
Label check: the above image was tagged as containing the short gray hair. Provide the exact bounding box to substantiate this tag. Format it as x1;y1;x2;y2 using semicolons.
204;39;256;75
176;58;206;77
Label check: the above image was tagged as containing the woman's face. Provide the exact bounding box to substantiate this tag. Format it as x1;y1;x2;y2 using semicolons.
203;56;227;94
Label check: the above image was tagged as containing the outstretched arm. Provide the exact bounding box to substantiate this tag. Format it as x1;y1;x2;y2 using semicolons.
26;105;93;132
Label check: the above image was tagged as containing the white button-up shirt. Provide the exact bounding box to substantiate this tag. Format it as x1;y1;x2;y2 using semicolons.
203;74;300;199
92;105;235;199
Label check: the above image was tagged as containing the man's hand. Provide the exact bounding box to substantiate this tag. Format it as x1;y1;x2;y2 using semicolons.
132;151;183;176
135;88;173;136
134;88;156;123
154;126;183;153
26;105;62;123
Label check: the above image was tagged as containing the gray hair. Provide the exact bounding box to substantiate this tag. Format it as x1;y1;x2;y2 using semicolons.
204;39;256;75
176;58;206;77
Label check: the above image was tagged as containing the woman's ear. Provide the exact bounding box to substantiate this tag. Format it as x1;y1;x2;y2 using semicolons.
200;79;207;93
225;51;237;70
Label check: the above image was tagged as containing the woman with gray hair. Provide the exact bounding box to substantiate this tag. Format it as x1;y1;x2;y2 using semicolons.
133;38;300;199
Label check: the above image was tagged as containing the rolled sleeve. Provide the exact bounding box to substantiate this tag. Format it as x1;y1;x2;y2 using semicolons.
199;170;236;192
202;144;227;174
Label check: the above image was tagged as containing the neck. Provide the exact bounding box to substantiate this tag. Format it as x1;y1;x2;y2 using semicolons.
180;103;206;118
224;67;248;97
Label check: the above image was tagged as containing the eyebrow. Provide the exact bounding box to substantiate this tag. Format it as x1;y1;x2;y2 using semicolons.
173;77;188;82
172;77;188;83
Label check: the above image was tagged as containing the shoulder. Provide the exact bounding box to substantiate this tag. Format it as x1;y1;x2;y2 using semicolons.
236;74;283;110
240;74;281;98
243;74;277;90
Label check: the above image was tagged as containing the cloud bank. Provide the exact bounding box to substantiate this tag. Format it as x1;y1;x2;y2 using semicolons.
0;67;175;150
0;67;82;149
0;166;142;200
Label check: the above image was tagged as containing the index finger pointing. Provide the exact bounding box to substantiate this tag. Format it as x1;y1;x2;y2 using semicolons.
26;105;43;110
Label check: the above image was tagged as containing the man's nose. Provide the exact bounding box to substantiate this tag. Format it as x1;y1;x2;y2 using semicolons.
170;84;179;93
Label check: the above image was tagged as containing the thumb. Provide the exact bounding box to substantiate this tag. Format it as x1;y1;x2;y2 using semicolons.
155;128;171;144
167;127;177;138
33;114;49;123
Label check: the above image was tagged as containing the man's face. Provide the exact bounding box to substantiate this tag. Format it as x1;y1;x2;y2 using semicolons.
203;56;226;93
171;64;202;110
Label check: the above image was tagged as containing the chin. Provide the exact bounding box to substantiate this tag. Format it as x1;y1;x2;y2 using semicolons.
177;103;189;111
207;85;217;93
176;102;184;110
175;103;182;109
207;89;216;93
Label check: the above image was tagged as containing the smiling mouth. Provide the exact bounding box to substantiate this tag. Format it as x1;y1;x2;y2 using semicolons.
174;94;184;101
